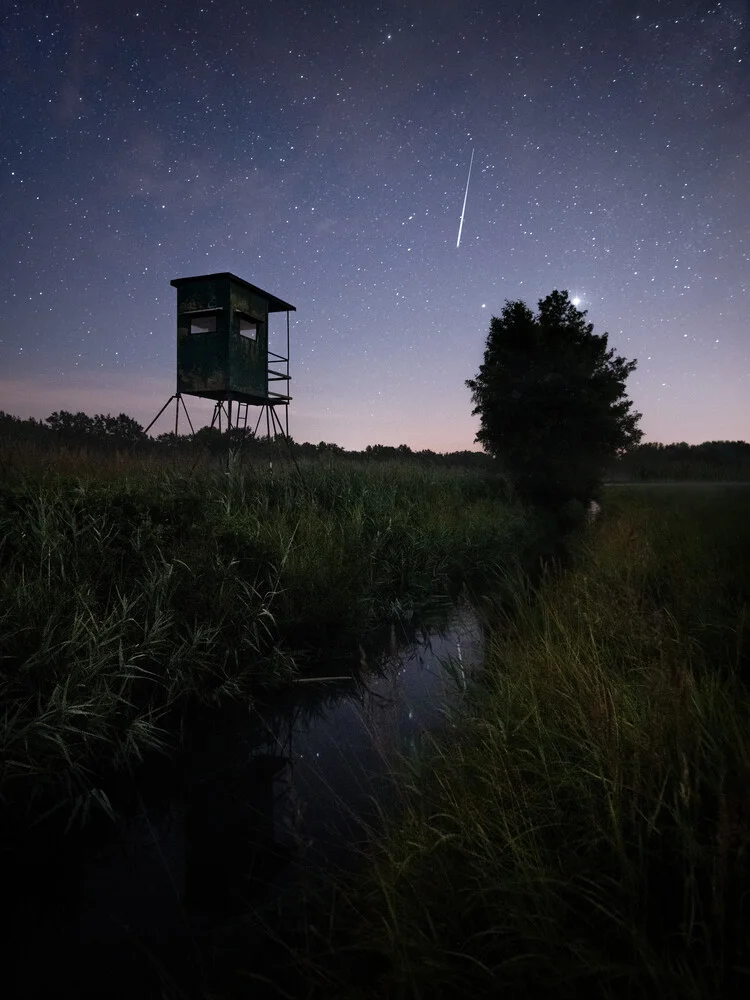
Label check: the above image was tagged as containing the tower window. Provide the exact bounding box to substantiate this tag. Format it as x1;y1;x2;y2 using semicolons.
188;314;217;335
239;317;259;341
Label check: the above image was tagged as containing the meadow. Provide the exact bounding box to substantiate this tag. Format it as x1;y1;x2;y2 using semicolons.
283;484;750;1000
0;456;542;828
5;427;749;999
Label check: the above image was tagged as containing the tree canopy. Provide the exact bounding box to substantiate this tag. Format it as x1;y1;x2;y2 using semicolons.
466;290;642;506
46;410;147;445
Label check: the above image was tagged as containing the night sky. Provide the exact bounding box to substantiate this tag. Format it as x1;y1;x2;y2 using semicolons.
2;0;748;450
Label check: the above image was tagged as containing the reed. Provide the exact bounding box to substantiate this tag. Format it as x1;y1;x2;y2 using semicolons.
297;484;750;999
0;460;533;824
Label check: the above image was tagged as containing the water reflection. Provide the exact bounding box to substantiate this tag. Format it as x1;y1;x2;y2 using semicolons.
11;605;482;997
285;609;480;867
181;605;482;903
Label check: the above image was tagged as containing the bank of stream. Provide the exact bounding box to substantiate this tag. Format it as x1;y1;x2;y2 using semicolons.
8;603;484;999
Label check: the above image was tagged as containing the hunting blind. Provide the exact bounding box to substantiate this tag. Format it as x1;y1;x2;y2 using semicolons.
146;272;296;449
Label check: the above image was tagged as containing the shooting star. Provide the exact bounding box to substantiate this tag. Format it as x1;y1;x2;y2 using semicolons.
456;146;474;248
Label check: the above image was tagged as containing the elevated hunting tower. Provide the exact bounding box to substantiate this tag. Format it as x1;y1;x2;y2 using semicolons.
146;272;296;448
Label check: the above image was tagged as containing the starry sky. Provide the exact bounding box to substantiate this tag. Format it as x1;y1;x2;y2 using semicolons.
1;0;748;451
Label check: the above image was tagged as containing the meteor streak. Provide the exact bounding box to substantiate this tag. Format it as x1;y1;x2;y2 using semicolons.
456;146;474;248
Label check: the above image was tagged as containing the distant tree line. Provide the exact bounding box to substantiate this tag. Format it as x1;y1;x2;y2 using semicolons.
0;410;495;471
46;410;147;445
0;410;148;447
1;410;747;480
613;441;750;482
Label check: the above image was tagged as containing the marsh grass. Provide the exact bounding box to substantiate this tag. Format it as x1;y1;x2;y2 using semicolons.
289;485;750;999
0;460;533;824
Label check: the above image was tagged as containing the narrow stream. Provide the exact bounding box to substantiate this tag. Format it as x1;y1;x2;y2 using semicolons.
11;604;483;998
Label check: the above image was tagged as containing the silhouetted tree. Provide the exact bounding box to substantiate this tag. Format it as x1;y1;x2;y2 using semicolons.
466;290;642;506
46;410;94;439
0;412;46;440
96;413;147;445
46;411;146;447
317;441;345;455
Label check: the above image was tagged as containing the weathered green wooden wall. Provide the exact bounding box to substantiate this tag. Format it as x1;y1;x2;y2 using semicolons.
228;281;268;401
175;274;270;403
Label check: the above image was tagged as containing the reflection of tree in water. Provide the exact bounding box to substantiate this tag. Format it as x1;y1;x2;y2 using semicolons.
358;610;478;766
358;629;414;768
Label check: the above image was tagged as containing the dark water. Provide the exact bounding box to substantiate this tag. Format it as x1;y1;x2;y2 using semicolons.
8;605;482;999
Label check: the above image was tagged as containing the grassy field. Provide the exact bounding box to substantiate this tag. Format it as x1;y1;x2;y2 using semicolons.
0;459;540;827
288;484;750;1000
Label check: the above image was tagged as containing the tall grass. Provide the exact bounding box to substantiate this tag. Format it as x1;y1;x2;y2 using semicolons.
298;485;750;999
0;460;535;825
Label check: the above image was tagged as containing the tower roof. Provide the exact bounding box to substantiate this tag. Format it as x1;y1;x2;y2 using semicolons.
170;272;296;313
